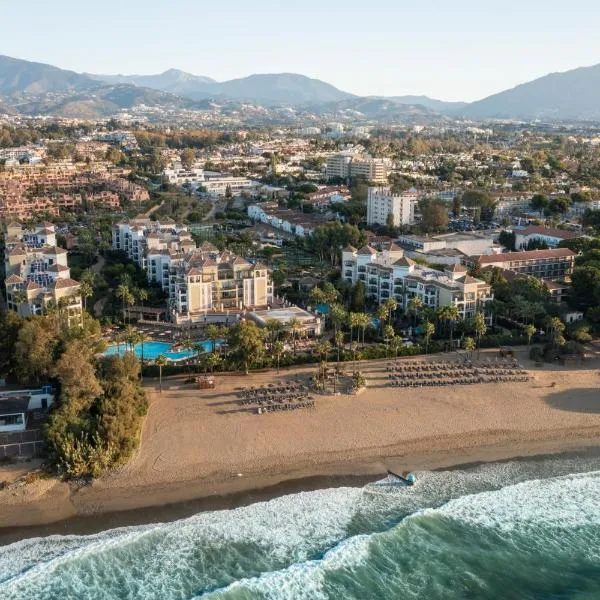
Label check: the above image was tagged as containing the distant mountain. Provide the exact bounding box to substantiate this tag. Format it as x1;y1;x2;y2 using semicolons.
319;97;439;122
12;85;194;118
0;55;95;95
87;69;216;97
91;70;354;105
207;73;354;105
387;95;468;113
462;63;600;120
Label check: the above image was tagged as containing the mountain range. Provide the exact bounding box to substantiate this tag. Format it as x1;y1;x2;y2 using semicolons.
2;54;600;121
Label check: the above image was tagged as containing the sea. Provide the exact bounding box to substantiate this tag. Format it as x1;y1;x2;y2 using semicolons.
1;456;600;599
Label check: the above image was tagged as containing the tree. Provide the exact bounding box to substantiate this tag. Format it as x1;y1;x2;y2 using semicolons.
205;324;223;353
228;321;265;374
408;296;424;327
525;324;536;346
530;194;549;212
350;281;366;312
463;337;476;352
136;288;149;308
137;331;151;382
287;318;303;355
334;330;344;365
472;312;487;354
79;281;93;312
420;198;449;231
14;319;56;384
273;340;285;374
181;148;196;170
155;354;168;393
384;324;395;357
329;304;347;334
355;312;371;346
423;321;435;354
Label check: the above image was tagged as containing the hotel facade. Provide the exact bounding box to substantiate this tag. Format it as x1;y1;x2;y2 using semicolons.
342;244;493;321
112;218;273;323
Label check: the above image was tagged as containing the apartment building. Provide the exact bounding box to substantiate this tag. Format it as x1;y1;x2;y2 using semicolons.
468;248;577;281
342;245;492;320
367;187;417;227
3;223;82;322
112;219;273;323
325;153;388;184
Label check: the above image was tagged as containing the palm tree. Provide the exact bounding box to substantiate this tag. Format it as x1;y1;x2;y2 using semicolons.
384;324;395;357
11;289;26;314
334;330;344;365
265;319;284;351
463;336;476;353
288;318;302;355
525;323;536;346
137;331;151;382
80;281;93;311
193;342;205;373
136;288;149;308
116;284;130;320
376;304;388;339
329;303;347;334
205;323;223;354
316;340;332;367
472;312;487;356
355;312;371;347
181;337;195;373
408;296;424;328
390;335;403;358
423;321;435;355
155;354;168;393
273;340;285;374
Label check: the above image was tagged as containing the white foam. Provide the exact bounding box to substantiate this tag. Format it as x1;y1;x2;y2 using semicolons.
436;470;600;532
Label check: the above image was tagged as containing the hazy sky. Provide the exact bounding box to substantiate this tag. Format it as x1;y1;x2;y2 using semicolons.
3;0;600;101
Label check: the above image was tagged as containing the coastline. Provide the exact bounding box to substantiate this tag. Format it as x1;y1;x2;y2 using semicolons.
1;437;600;545
2;352;600;544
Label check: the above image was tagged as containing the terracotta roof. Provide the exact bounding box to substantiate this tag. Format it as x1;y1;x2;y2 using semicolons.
47;264;69;272
447;264;468;272
5;274;25;284
357;245;377;255
52;278;80;289
394;257;416;267
517;226;581;240
44;246;67;255
25;282;42;291
8;245;26;256
476;248;577;264
456;275;484;285
343;245;357;253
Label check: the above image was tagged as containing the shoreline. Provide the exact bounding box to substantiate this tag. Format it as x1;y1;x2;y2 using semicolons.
1;437;600;545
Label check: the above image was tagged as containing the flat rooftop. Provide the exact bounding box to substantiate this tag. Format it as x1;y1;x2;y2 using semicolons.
249;306;317;325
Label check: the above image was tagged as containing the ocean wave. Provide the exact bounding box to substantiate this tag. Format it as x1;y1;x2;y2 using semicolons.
1;456;600;600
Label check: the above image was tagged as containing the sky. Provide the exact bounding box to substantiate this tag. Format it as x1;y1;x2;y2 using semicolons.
3;0;600;102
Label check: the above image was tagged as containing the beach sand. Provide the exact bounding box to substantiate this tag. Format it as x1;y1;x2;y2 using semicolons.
1;348;599;536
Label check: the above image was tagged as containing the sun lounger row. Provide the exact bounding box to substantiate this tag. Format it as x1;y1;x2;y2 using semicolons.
257;401;315;414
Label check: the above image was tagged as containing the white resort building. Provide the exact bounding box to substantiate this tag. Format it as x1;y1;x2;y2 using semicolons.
112;218;273;323
3;222;82;322
342;243;493;321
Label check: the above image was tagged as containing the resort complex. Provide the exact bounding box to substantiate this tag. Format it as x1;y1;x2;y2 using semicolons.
3;222;82;322
113;217;273;322
342;244;493;319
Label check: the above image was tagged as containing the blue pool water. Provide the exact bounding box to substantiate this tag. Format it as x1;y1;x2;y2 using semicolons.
105;339;222;361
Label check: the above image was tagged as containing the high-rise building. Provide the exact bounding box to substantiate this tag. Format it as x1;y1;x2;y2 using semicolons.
367;187;417;227
325;153;388;184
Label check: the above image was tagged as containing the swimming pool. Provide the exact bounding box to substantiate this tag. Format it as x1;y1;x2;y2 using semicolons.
104;339;223;362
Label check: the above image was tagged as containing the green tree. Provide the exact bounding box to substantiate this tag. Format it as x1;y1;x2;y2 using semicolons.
472;312;487;354
228;321;265;374
525;323;536;346
155;354;168;393
181;148;196;170
423;321;435;354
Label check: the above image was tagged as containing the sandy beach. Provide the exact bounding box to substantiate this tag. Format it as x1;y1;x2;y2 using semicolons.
1;348;600;536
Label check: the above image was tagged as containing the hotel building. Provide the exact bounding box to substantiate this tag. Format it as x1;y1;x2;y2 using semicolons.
3;223;82;322
342;244;493;321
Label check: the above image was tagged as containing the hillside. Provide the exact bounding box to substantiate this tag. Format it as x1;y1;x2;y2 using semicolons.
462;63;600;120
388;95;468;113
0;55;95;95
88;69;216;97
